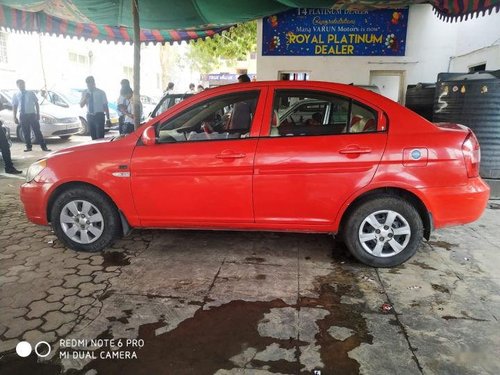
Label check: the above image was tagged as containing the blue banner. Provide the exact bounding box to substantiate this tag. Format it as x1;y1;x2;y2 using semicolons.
262;8;408;56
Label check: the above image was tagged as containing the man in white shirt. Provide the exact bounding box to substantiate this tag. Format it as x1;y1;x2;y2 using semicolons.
12;79;50;152
80;76;111;140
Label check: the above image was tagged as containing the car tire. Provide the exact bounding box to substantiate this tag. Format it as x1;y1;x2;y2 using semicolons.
17;126;36;144
342;195;423;267
51;187;120;252
78;117;89;136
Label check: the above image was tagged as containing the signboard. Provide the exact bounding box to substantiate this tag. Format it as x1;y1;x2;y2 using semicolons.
262;8;408;56
200;73;255;82
200;73;256;86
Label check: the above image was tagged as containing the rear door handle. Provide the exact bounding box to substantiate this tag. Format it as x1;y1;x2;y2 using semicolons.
339;147;372;155
215;151;246;159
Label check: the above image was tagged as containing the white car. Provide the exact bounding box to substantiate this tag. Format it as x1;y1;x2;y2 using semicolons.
0;90;81;142
39;89;119;135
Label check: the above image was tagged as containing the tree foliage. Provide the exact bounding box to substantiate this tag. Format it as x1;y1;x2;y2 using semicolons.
187;21;257;73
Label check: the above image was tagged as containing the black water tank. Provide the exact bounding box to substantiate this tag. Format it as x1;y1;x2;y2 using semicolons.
433;70;500;180
405;83;436;121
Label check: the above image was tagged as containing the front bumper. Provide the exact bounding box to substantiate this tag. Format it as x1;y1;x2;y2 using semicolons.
423;177;490;229
20;181;51;225
41;121;82;138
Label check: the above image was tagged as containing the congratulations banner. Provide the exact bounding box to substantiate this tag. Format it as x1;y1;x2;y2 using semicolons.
262;8;408;56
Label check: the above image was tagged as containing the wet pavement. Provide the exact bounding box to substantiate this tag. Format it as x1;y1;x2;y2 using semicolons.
1;136;500;375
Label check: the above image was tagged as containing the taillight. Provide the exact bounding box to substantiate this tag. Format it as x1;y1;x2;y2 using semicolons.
462;132;480;178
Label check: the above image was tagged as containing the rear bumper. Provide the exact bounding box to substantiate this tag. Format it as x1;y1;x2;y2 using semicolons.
20;182;50;225
423;177;490;229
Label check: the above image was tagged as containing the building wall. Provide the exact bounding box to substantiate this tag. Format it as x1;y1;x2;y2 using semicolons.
256;4;500;86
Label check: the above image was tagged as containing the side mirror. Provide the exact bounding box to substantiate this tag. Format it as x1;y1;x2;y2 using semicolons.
141;126;156;146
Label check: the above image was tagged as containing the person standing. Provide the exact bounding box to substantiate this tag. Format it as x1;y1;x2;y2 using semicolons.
12;79;50;152
237;74;251;83
187;83;196;94
0;119;21;174
163;82;174;95
117;79;132;134
121;88;142;135
80;76;110;140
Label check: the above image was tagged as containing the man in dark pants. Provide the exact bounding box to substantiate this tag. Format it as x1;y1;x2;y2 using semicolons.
12;79;51;152
80;76;110;140
0;119;21;174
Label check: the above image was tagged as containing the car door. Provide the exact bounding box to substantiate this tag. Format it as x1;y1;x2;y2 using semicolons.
130;88;266;227
253;87;388;226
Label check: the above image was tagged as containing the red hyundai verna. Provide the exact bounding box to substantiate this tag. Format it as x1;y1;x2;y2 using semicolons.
20;81;489;267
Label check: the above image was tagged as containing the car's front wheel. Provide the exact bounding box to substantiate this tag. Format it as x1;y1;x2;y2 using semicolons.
51;187;120;252
343;195;423;267
17;126;36;144
78;117;89;135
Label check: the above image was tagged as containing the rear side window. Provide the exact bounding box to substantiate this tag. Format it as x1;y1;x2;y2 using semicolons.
270;90;378;137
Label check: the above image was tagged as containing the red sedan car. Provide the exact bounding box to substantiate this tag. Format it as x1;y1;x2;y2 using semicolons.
20;81;489;267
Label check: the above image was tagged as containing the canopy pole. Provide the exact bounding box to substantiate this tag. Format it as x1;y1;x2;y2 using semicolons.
132;0;141;130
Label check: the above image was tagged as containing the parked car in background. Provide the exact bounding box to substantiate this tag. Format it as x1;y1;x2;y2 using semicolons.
39;89;119;135
20;81;489;268
140;95;158;118
148;93;193;120
0;89;81;142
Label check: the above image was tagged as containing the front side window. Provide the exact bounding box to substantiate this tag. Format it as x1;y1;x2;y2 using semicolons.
157;91;259;143
270;90;378;137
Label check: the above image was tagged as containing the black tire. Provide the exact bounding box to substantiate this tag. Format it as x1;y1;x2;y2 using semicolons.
17;126;36;144
59;135;72;140
50;187;120;252
78;117;89;135
342;195;423;267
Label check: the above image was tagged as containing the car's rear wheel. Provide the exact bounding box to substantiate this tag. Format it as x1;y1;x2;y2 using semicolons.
51;187;120;252
343;195;423;267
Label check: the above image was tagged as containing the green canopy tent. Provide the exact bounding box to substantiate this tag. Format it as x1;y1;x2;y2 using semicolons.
1;0;499;127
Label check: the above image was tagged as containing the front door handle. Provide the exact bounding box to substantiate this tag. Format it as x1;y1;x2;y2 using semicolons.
215;150;246;159
339;146;372;155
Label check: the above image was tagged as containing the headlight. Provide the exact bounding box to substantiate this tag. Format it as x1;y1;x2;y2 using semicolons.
26;159;47;182
40;115;57;124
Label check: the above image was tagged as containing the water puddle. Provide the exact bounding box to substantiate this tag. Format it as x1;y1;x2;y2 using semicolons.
102;251;130;268
79;267;372;374
428;240;457;251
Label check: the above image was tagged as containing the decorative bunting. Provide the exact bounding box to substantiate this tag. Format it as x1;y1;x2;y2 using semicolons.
0;4;229;44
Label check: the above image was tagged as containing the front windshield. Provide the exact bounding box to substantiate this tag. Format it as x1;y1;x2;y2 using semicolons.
3;90;15;102
64;90;83;105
